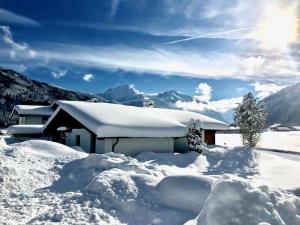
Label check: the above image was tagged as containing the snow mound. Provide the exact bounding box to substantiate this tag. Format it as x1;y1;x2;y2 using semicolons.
87;168;139;203
0;137;6;148
186;176;300;225
136;151;207;169
1;140;300;225
11;140;88;158
49;152;159;193
204;147;258;175
154;175;215;213
0;140;87;194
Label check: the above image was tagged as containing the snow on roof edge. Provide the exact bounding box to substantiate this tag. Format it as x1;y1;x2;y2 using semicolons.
12;105;53;116
7;125;44;134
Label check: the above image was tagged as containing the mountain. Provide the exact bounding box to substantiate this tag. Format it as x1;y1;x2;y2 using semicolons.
0;68;105;127
100;84;193;107
263;83;300;126
0;68;226;128
99;84;226;122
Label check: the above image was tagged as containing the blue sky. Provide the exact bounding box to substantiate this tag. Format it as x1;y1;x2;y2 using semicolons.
0;0;299;108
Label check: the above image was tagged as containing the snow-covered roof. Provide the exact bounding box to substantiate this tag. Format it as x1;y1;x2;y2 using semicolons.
7;125;44;134
11;105;53;116
44;101;229;138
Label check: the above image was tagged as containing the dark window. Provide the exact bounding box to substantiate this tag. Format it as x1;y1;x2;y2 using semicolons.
75;135;80;146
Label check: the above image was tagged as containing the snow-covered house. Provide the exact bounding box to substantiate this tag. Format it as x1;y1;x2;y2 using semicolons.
8;105;53;137
43;101;229;155
10;105;53;125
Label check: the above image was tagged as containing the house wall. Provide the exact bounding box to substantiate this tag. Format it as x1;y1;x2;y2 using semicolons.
174;137;188;153
95;139;112;154
62;128;215;155
18;116;44;125
95;137;174;156
66;128;92;153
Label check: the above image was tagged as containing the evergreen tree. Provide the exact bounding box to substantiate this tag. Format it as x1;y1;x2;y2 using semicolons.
187;120;206;153
233;92;267;147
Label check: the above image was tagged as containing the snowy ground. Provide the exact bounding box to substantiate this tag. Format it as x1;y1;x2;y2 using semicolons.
216;131;300;152
0;135;300;225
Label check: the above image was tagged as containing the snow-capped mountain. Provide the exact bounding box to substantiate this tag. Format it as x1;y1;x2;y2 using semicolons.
100;84;192;107
0;67;227;127
102;84;142;101
0;68;105;127
99;84;226;122
263;82;300;126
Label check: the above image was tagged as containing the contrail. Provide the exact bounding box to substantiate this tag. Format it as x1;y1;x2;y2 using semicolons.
163;27;249;45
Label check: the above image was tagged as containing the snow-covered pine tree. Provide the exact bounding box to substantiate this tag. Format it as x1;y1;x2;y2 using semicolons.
187;120;206;153
233;92;267;148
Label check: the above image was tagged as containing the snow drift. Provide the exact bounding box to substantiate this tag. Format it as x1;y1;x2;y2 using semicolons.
1;139;300;225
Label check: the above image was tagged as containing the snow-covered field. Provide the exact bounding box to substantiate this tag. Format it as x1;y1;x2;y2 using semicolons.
216;131;300;152
1;135;300;225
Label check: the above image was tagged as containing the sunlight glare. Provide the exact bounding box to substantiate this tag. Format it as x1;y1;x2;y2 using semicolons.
252;5;298;50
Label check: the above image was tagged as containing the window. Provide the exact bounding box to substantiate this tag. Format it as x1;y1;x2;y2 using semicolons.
75;135;80;146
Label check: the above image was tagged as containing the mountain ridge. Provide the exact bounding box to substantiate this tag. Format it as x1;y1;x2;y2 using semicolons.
98;84;226;122
262;82;300;126
0;68;105;127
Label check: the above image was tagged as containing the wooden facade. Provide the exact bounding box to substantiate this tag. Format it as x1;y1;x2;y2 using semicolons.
204;130;216;145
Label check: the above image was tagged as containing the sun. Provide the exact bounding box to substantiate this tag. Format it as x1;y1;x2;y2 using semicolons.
252;5;299;50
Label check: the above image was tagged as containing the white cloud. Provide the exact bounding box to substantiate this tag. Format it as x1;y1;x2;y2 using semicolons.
175;96;242;114
110;0;121;18
51;70;67;79
209;97;243;113
241;56;266;75
0;8;39;26
176;82;242;114
195;83;212;102
176;96;242;113
0;26;37;60
44;44;300;83
251;82;286;99
175;99;211;112
83;73;94;82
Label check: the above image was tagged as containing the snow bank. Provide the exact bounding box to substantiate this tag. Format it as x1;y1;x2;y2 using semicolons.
154;175;215;213
204;147;258;175
1;140;300;225
0;137;6;148
186;176;300;225
136;151;208;171
0;140;86;193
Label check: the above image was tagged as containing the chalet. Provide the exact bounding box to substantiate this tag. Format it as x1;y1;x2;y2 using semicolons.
8;105;53;137
10;105;53;125
42;101;229;155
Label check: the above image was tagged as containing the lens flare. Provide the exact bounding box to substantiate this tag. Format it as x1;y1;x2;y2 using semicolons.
251;5;299;50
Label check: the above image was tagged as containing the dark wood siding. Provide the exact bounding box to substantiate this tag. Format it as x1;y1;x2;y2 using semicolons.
205;130;216;145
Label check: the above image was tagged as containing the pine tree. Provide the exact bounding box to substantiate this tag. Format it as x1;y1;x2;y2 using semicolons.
233;92;267;148
187;120;206;153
